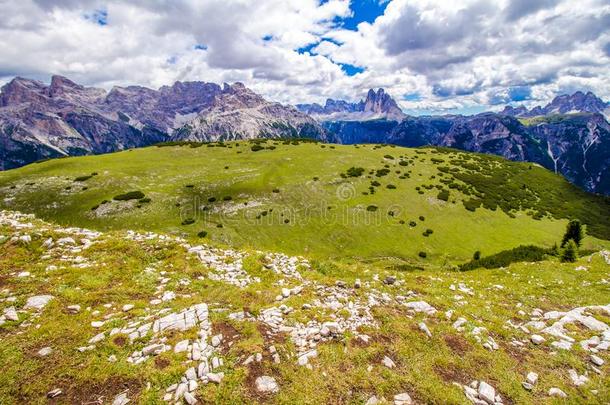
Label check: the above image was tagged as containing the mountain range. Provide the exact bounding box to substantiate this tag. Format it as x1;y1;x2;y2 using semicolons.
1;75;609;195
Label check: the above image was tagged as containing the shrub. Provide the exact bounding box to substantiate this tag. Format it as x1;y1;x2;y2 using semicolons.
251;144;265;152
346;167;365;177
409;221;417;227
197;231;208;238
384;155;394;159
223;196;232;201
181;218;195;225
185;184;194;188
418;251;427;258
473;251;481;260
459;245;552;271
561;219;583;247
366;205;378;212
371;181;381;187
561;240;578;262
437;190;449;201
216;224;223;228
375;168;390;177
272;188;280;193
74;175;92;182
399;160;409;166
113;191;145;201
207;197;216;202
91;205;99;211
386;184;396;189
422;229;433;237
139;197;151;203
419;216;425;221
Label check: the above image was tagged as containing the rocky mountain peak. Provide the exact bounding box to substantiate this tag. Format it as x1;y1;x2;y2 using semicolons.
502;91;608;118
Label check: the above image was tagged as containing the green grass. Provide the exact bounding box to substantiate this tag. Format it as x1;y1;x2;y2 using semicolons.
0;214;609;404
0;141;608;264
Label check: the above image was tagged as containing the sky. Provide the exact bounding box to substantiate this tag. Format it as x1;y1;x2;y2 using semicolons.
0;0;609;115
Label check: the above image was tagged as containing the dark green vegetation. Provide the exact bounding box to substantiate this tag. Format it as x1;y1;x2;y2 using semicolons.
0;141;608;262
113;191;146;201
459;245;553;271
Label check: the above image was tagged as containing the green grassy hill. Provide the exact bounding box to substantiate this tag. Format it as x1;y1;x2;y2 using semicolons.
0;140;609;264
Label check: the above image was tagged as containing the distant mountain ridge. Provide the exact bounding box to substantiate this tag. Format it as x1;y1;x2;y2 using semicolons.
296;88;406;121
0;75;326;170
501;91;609;118
1;75;609;195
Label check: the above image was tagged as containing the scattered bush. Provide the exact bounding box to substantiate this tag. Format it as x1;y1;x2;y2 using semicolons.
419;216;425;221
366;205;378;212
197;231;208;238
74;175;93;182
113;191;145;201
561;219;583;247
422;229;433;237
346;167;365;177
386;184;396;189
437;189;449;201
418;251;427;258
375;168;390;177
561;240;579;262
139;197;151;203
251;144;265;152
223;196;232;201
473;251;481;260
409;221;417;227
272;188;280;193
181;218;195;225
459;245;552;271
185;184;194;188
216;224;223;228
371;181;381;187
208;197;216;202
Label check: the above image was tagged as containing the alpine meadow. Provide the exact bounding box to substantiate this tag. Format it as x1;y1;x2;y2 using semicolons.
1;1;610;404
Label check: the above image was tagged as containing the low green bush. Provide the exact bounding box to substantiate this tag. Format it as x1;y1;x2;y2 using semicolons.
181;218;195;225
459;245;552;271
113;191;145;201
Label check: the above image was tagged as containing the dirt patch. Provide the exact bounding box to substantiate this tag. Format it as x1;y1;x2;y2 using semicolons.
444;334;471;356
433;362;470;385
47;376;142;405
154;356;170;370
212;321;241;352
256;323;287;345
243;360;278;403
113;336;127;347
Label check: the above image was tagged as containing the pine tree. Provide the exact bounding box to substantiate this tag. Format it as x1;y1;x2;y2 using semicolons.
473;251;481;260
561;219;583;247
561;239;578;263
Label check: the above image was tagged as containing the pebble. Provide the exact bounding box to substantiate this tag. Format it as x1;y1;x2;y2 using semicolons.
382;356;396;369
548;387;567;398
183;392;198;404
418;322;432;338
67;305;81;314
112;392;130;405
255;375;279;393
206;372;224;384
393;392;412;404
122;304;135;312
383;276;396;285
47;388;62;398
526;372;538;386
37;347;53;357
478;381;496;404
530;334;545;345
3;307;18;321
590;354;604;366
404;301;437;315
24;295;53;310
354;279;362;288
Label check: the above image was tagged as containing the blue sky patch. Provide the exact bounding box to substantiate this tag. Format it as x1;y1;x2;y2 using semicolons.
85;9;108;26
403;92;422;102
194;44;208;50
341;0;388;30
296;43;318;55
339;63;364;76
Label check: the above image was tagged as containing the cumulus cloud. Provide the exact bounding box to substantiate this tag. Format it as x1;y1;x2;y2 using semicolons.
0;0;608;113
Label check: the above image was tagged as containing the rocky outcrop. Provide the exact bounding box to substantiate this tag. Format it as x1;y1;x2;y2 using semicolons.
297;88;405;121
172;83;327;142
502;91;609;118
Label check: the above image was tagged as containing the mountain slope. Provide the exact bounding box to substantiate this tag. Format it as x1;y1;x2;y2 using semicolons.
0;76;326;170
0;141;608;262
502;91;609;118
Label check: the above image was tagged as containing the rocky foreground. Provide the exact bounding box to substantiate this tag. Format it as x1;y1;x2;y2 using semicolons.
0;210;609;404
